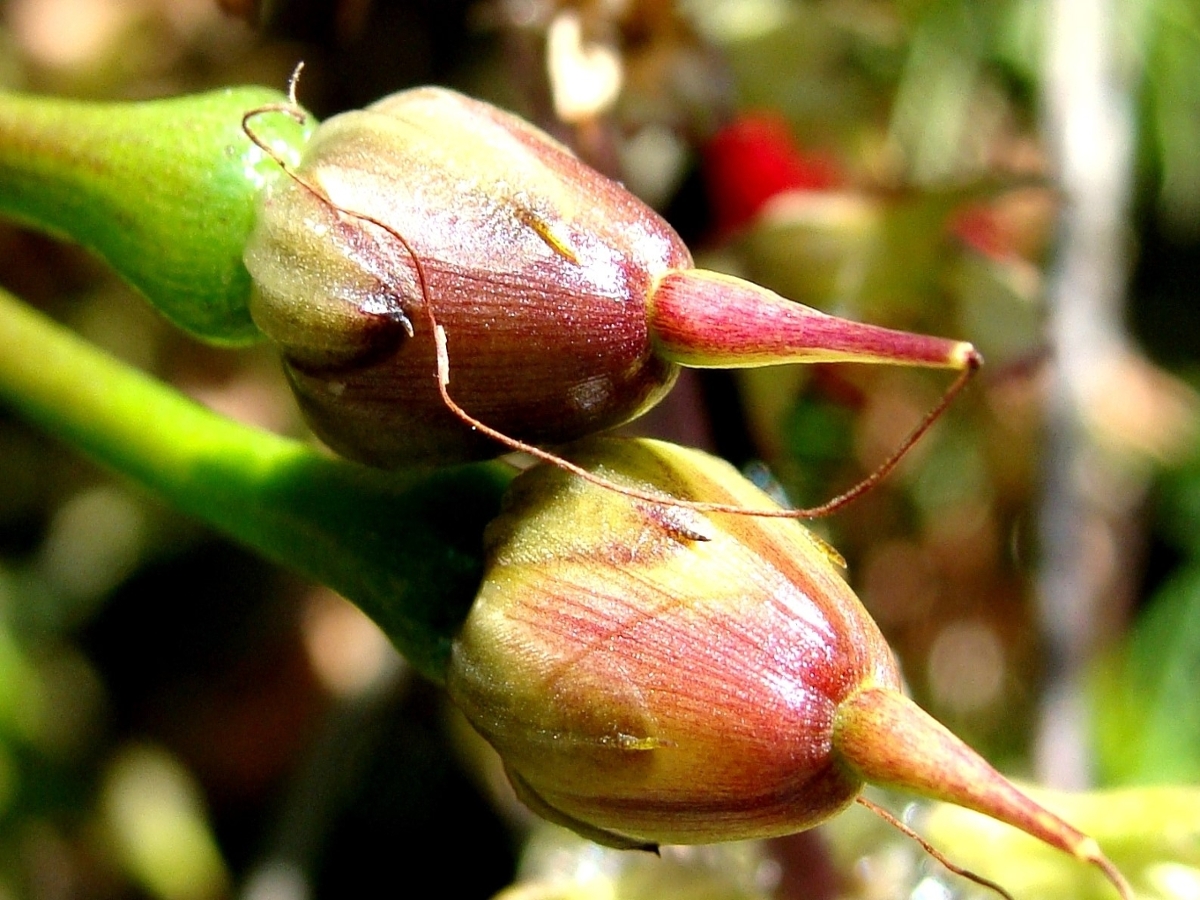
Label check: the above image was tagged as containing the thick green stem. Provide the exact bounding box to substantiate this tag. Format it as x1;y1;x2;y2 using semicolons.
0;88;314;344
0;288;510;681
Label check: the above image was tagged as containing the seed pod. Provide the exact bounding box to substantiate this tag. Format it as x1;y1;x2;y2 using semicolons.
244;88;975;466
447;438;1130;898
245;88;684;464
450;436;899;845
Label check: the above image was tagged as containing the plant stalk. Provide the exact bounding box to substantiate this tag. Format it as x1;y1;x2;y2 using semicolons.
0;288;509;680
0;88;313;343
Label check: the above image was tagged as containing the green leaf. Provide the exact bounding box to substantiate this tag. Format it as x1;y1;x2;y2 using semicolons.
1094;562;1200;785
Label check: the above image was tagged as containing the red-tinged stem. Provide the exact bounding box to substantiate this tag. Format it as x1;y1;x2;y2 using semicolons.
832;687;1132;900
648;268;977;370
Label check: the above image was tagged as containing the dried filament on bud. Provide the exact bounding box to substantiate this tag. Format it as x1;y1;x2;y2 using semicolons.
448;438;1131;900
243;84;982;521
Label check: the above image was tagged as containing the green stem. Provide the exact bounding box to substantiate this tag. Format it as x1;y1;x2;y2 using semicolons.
0;88;314;344
0;288;510;681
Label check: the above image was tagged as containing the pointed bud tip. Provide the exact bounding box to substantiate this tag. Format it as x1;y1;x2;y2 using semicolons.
957;343;984;371
1078;838;1134;900
649;268;981;372
833;686;1130;900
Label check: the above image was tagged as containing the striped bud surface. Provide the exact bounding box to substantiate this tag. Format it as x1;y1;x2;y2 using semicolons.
447;438;1133;900
245;88;686;465
244;89;976;467
448;437;900;847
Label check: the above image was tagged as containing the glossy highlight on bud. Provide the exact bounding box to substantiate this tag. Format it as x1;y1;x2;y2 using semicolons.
447;438;1131;899
244;88;978;466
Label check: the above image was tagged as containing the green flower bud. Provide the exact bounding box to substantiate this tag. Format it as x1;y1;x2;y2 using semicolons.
245;88;976;466
447;438;1131;899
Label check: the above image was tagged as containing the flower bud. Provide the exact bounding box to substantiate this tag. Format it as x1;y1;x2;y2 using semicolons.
449;436;900;847
245;88;976;466
245;87;686;465
447;438;1131;899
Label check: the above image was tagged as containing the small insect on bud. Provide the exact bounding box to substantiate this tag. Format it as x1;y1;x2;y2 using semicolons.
244;87;977;466
447;438;1131;900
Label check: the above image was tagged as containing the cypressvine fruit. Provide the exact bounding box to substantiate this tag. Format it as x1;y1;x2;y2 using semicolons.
448;438;1131;898
244;88;975;466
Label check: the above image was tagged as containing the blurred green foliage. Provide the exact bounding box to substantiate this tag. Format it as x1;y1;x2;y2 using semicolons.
1094;450;1200;787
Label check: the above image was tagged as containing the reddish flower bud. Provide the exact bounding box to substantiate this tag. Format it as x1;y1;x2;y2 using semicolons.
245;89;976;466
245;87;686;464
447;438;1130;899
449;437;899;846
